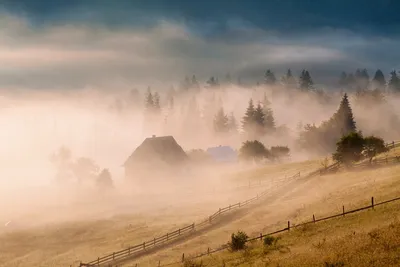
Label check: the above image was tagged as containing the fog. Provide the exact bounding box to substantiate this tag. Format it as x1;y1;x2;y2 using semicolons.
0;80;399;233
0;12;399;253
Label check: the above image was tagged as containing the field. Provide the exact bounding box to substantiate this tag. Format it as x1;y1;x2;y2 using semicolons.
0;160;319;267
1;150;400;267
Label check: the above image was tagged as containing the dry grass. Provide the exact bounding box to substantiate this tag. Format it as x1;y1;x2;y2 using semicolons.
137;164;400;267
1;157;400;267
184;200;400;267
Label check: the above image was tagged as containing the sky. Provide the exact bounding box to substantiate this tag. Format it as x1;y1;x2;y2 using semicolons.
0;0;399;89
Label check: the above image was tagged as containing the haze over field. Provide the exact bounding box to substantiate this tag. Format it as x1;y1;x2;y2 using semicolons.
0;1;400;265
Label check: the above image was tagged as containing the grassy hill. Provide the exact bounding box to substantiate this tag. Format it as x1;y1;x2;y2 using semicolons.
183;197;400;267
137;163;400;267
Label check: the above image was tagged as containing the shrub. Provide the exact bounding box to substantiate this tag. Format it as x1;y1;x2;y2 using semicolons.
183;259;203;267
333;132;365;165
229;231;248;251
270;146;290;160
239;140;270;162
263;236;276;246
363;136;387;162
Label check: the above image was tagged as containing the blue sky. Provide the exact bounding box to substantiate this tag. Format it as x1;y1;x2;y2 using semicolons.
0;0;399;89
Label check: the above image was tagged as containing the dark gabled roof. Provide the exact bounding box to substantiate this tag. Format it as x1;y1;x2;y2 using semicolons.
123;135;188;166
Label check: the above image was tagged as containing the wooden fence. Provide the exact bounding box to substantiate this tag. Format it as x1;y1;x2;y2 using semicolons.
159;194;400;266
78;172;301;267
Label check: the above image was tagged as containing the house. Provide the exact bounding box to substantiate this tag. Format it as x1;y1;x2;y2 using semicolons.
206;145;237;163
123;135;188;180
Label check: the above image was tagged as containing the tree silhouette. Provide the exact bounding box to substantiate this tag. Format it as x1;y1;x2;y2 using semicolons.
264;69;277;85
372;69;386;89
388;70;400;92
213;107;229;133
299;70;313;90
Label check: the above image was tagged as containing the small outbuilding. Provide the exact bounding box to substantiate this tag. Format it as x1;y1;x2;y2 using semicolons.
123;135;188;180
206;145;237;163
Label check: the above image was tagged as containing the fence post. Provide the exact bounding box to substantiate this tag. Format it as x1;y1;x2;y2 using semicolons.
229;204;231;210
208;247;210;255
167;233;169;241
158;260;161;267
143;242;145;249
179;228;181;235
342;205;345;216
372;197;374;209
154;237;156;246
182;253;185;263
313;214;315;223
192;223;195;230
260;233;263;240
287;221;290;231
128;246;131;255
113;252;115;260
136;264;138;267
97;257;100;266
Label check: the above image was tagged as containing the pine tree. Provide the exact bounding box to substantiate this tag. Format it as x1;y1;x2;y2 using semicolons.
153;92;161;112
299;70;313;90
145;87;154;110
388;70;400;92
213;108;229;133
254;103;266;136
264;69;277;85
372;69;386;89
281;69;296;88
207;76;219;88
242;99;255;134
332;93;356;135
355;68;369;90
261;92;275;133
227;112;238;133
191;75;200;89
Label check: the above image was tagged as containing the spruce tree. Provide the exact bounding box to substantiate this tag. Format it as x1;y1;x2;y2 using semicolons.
227;112;238;133
261;93;275;133
145;87;154;110
282;69;296;88
213;108;229;133
372;69;386;89
242;99;255;134
153;92;161;112
333;93;356;135
388;70;400;92
254;103;266;136
191;75;200;89
264;69;277;85
299;70;313;90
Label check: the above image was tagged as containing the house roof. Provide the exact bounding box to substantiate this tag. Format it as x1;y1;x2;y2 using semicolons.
124;135;188;166
206;146;237;162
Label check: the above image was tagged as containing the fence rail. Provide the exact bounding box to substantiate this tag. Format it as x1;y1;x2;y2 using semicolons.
160;194;400;266
78;140;399;266
79;172;301;266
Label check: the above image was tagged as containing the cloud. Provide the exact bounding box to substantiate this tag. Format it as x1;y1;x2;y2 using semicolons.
0;12;398;89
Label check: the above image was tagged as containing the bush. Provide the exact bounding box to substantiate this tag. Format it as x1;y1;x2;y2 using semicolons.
363;135;387;162
239;140;270;162
183;259;203;267
332;132;365;165
270;146;290;160
263;236;276;246
229;231;248;251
